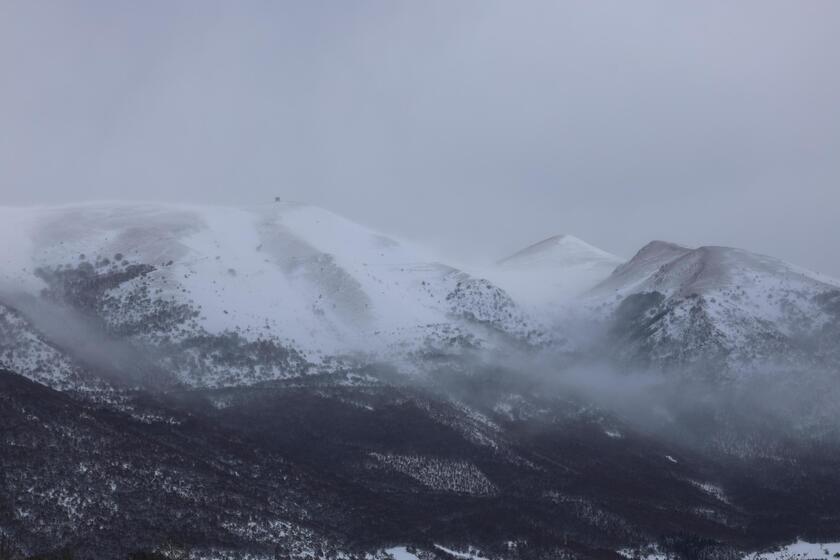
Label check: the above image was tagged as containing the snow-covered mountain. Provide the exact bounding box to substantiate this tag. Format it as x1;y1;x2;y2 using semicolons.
1;203;838;388
588;241;840;375
3;205;840;559
0;202;542;388
481;234;623;310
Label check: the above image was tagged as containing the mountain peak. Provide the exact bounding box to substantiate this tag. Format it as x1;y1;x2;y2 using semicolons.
594;240;693;292
594;238;840;301
498;234;621;268
632;240;691;260
481;235;623;309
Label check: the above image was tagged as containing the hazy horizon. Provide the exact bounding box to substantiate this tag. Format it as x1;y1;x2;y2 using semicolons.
2;1;839;275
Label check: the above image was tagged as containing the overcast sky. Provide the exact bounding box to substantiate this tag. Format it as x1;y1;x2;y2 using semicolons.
2;1;839;274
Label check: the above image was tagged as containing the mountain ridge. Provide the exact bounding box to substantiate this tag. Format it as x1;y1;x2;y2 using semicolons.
588;241;840;375
497;234;622;268
0;202;548;389
2;202;840;558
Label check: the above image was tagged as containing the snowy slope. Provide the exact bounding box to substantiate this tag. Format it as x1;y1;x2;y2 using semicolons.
0;202;541;388
588;241;840;374
481;235;623;309
0;302;94;391
594;240;691;297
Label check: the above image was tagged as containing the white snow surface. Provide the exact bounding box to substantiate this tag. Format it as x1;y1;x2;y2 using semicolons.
743;540;840;559
593;241;840;301
384;547;421;560
0;202;538;375
480;234;623;310
583;240;840;372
